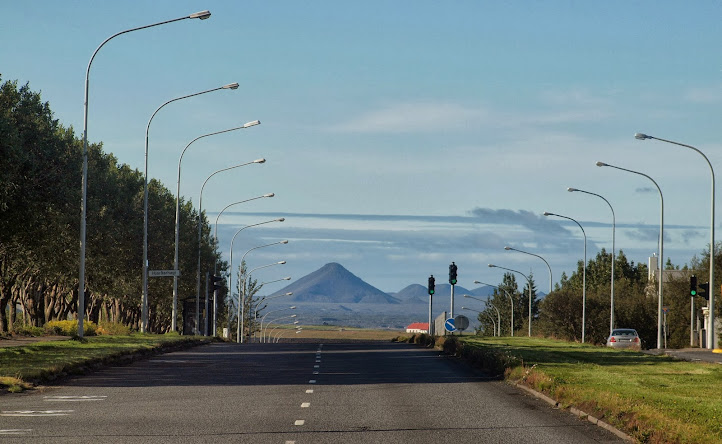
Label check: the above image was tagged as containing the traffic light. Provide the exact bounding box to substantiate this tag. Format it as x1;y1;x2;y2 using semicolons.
210;274;225;292
449;262;458;285
428;275;435;295
699;282;710;301
690;275;697;296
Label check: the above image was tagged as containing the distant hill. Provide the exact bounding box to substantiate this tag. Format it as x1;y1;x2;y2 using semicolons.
393;284;428;304
268;262;400;304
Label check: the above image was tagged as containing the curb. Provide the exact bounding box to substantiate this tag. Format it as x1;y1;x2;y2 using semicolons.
514;382;635;443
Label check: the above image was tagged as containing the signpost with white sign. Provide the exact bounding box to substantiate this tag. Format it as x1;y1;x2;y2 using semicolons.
445;318;456;333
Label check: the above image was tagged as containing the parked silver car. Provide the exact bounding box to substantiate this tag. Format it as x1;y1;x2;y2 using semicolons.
606;328;641;350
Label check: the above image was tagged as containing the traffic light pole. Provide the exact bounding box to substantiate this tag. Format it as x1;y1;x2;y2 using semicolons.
450;285;455;318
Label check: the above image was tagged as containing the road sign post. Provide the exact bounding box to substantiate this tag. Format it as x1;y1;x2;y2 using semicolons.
444;317;456;334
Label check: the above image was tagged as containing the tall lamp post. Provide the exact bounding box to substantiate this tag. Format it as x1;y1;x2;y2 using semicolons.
568;187;616;336
462;307;496;337
463;295;501;336
597;161;665;349
473;280;514;336
237;241;289;342
172;121;261;331
504;246;552;294
543;212;587;343
195;159;265;334
142;82;240;333
228;220;285;338
260;306;296;343
242;260;288;342
635;133;716;350
489;264;533;337
78;9;211;338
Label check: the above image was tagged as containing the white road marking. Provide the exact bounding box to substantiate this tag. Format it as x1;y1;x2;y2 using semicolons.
0;429;32;435
285;441;296;444
149;360;188;363
306;389;314;394
309;379;316;384
314;365;320;368
294;420;305;426
1;410;73;417
44;395;107;402
301;402;310;408
313;371;319;375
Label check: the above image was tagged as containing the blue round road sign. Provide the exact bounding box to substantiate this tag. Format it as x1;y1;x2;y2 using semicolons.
445;318;457;332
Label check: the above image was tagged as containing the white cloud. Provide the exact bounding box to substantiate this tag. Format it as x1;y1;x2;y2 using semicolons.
683;85;722;103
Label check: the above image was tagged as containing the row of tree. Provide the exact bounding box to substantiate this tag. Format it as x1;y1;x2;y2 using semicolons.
0;77;239;334
475;247;720;348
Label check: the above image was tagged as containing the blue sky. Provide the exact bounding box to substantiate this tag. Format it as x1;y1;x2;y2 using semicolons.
4;1;722;294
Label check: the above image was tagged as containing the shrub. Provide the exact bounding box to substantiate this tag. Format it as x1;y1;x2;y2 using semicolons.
96;322;131;336
13;325;45;337
44;320;97;337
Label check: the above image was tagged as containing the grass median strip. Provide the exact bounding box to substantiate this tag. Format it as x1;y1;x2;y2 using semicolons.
449;336;722;443
0;334;209;394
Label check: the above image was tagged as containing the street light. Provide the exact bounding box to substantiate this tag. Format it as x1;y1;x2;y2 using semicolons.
237;241;289;342
463;295;501;336
171;122;261;332
142;83;241;333
474;280;514;336
462;307;496;337
597;161;665;349
489;264;533;337
267;316;299;342
227;219;285;338
78;10;212;338
252;289;293;341
568;187;616;336
194;160;266;334
504;246;552;294
636;133;716;350
543;212;587;343
242;261;288;342
260;306;296;342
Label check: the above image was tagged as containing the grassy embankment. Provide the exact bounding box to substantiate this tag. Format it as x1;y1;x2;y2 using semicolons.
267;324;403;341
433;336;722;444
0;334;209;393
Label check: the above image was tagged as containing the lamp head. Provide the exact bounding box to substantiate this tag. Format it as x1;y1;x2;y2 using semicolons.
223;82;240;90
277;218;285;222
567;187;578;192
243;120;261;128
290;314;297;317
488;264;496;268
474;280;481;284
278;261;286;265
504;246;512;251
596;161;608;167
190;10;211;19
290;306;296;309
461;307;467;310
281;240;289;244
264;193;275;198
543;212;552;216
253;158;266;164
286;292;293;296
463;295;470;298
635;133;651;140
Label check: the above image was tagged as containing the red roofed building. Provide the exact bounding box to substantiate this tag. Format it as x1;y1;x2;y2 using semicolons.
405;322;429;334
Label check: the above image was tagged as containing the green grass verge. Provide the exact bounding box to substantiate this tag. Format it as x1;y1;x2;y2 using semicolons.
448;336;722;443
0;334;209;393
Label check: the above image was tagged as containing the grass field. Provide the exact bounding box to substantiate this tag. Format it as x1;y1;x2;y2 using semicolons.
457;336;722;443
0;334;208;393
265;324;403;341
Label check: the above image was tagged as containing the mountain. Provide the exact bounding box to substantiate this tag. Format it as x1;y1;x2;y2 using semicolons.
393;284;428;304
268;262;400;304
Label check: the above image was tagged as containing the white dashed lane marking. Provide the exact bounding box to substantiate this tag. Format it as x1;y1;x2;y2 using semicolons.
1;410;73;417
301;402;310;408
309;380;316;384
294;420;305;426
0;429;32;435
306;389;314;394
44;395;107;402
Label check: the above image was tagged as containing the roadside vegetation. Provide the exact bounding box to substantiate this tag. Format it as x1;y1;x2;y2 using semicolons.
397;334;722;443
0;334;209;394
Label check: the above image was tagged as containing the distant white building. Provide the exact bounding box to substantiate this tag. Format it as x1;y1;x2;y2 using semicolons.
405;322;429;334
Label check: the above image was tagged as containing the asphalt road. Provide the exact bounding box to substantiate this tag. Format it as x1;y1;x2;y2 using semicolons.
0;341;625;443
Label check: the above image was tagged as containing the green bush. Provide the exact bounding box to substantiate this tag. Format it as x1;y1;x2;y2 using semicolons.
44;320;97;337
96;321;131;336
13;325;45;337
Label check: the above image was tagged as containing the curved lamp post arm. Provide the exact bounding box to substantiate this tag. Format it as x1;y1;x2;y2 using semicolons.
504;246;552;295
474;280;514;337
